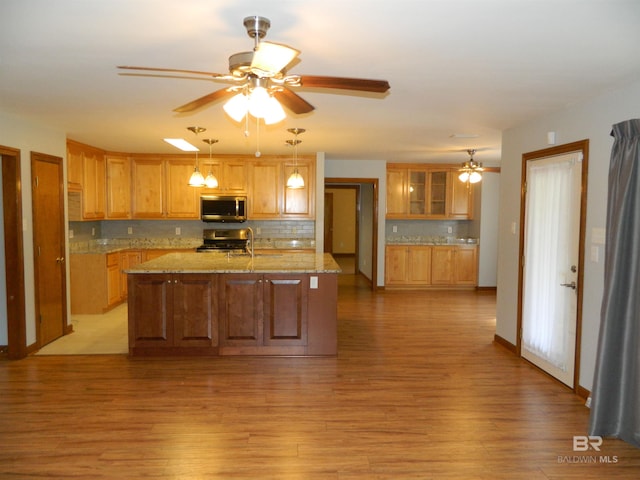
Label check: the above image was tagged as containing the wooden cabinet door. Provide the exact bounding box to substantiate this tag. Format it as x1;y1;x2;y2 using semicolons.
120;250;141;298
431;246;454;284
222;160;248;193
407;246;432;285
408;169;427;216
282;158;314;218
219;274;263;346
106;253;121;306
262;274;308;346
106;154;131;219
128;273;173;348
385;245;409;285
248;161;281;218
449;171;473;219
67;142;84;191
427;169;448;218
454;246;478;285
82;149;106;219
173;274;217;347
166;158;198;218
132;157;164;218
386;168;408;217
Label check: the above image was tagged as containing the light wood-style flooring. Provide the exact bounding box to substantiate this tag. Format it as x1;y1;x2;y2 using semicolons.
1;274;639;479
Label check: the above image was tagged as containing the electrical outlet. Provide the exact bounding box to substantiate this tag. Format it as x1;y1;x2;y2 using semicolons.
69;229;74;239
256;227;261;235
392;225;397;233
91;227;95;236
175;227;181;235
310;276;318;289
127;226;133;235
447;226;453;234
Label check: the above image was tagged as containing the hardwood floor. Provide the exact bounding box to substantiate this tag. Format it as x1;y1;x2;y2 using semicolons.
1;275;639;479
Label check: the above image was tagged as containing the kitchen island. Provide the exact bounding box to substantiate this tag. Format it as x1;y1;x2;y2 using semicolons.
126;252;340;357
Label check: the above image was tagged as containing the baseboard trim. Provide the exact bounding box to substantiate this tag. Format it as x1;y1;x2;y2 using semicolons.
576;385;591;401
493;334;517;353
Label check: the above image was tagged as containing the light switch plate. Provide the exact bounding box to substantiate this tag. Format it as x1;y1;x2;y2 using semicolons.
310;276;318;289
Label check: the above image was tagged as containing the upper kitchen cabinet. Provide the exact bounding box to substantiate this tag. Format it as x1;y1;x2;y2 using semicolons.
386;163;473;220
248;156;315;220
131;155;199;219
200;157;248;194
165;157;199;218
106;154;131;219
66;140;106;220
282;158;315;218
131;156;165;219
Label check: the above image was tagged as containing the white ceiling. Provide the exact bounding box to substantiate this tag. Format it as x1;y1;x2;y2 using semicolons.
2;0;639;165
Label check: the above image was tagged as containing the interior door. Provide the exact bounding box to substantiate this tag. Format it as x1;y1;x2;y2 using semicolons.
520;149;585;387
32;152;68;347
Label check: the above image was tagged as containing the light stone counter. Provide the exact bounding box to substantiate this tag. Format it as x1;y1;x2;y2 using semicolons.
126;251;341;274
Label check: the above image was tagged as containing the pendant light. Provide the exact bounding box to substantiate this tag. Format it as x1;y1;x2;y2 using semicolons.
187;126;206;187
286;127;305;189
202;138;219;189
458;149;483;184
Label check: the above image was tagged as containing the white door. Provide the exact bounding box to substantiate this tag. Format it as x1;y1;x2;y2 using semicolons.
521;151;583;387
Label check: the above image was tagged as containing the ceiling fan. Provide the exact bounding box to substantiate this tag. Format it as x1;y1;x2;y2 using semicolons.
117;16;390;120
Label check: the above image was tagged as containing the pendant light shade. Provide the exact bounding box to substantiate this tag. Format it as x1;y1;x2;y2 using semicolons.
286;128;306;189
202;138;219;189
186;126;206;187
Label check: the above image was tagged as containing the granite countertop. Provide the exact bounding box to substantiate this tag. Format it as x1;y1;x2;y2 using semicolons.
386;236;479;246
125;252;341;274
70;238;315;254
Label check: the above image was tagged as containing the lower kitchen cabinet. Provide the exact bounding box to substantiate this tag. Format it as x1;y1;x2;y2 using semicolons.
71;252;125;314
218;273;308;354
385;245;432;286
128;273;217;353
128;271;335;356
385;244;478;288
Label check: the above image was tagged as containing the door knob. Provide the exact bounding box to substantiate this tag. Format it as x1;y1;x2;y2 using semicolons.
56;257;65;263
560;281;576;290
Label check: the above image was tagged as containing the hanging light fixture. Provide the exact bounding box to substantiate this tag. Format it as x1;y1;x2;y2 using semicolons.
202;138;219;189
223;76;286;125
286;128;305;189
187;126;206;187
458;149;483;184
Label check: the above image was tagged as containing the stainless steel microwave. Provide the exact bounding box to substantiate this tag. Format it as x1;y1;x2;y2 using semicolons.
200;195;247;223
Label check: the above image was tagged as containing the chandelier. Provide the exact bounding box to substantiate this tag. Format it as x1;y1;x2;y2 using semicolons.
458;149;483;184
286;128;305;189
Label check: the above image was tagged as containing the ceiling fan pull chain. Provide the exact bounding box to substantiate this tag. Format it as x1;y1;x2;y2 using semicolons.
255;117;261;157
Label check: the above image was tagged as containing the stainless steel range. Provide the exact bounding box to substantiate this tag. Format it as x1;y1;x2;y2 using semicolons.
196;228;251;253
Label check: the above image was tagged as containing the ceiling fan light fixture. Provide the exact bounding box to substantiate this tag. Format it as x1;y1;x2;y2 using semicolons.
263;96;286;124
223;93;249;122
458;149;483;184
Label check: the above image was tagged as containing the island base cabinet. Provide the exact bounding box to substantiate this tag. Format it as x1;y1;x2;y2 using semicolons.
128;272;337;356
128;273;218;355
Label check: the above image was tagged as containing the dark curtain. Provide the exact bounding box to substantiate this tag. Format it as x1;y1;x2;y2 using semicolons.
589;119;640;447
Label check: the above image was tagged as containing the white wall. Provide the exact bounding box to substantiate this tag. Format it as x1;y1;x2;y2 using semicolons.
0;111;67;347
325;159;387;286
478;172;500;287
496;80;640;391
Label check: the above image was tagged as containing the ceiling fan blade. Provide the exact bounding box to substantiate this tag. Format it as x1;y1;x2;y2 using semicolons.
273;88;315;114
173;88;235;113
118;65;227;78
251;42;300;76
298;75;390;93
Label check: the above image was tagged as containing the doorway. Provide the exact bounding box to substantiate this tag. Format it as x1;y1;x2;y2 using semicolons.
324;178;378;289
1;146;27;359
31;152;69;347
517;140;588;390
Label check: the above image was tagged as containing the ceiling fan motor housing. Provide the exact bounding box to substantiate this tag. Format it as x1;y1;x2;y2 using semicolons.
243;16;270;40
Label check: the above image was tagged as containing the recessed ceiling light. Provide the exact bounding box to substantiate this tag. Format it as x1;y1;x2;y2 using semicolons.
164;138;199;151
